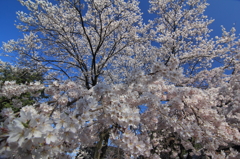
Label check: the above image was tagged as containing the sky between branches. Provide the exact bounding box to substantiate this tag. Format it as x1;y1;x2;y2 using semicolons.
0;0;240;62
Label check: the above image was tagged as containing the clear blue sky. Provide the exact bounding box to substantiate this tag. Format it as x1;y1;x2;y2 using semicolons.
1;0;240;61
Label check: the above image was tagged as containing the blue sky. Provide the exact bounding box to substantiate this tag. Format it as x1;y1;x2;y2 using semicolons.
0;0;240;62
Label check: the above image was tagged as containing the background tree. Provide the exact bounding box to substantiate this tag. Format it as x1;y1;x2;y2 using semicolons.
1;0;240;158
0;60;46;113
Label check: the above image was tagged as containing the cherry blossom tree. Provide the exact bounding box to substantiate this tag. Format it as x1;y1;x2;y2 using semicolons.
1;0;240;158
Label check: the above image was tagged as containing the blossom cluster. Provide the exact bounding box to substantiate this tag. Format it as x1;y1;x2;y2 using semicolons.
0;81;44;99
